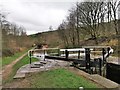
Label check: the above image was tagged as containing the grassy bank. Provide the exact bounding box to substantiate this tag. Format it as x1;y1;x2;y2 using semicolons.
2;49;29;67
3;55;38;84
29;68;97;88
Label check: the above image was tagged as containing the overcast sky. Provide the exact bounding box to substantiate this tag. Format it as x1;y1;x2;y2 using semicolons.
1;0;80;35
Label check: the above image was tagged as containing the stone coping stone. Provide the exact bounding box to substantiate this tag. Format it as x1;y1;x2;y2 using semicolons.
13;73;25;79
91;74;119;89
68;67;119;89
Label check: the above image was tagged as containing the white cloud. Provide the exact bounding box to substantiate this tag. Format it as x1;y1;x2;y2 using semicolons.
1;0;75;35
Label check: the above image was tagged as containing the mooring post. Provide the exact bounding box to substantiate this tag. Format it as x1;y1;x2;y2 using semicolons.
78;50;80;59
85;48;90;72
30;51;32;64
65;50;69;60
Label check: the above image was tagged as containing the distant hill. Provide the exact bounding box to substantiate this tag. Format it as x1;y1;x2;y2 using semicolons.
29;30;63;48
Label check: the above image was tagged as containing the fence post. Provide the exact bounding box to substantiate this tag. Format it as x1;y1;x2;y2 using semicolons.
85;48;90;72
78;50;80;59
99;58;102;76
58;49;60;56
30;51;32;64
102;48;106;64
107;47;110;57
44;50;45;61
65;50;69;60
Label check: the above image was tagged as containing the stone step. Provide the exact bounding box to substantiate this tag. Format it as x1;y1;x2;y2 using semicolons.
91;74;119;89
13;73;25;79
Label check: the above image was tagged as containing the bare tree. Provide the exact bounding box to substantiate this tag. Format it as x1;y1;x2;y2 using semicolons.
109;0;120;35
49;25;53;31
58;21;69;48
0;11;31;56
77;2;105;44
75;2;80;46
67;8;77;47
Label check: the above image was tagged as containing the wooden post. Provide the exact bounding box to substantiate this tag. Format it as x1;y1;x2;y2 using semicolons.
107;47;110;57
30;51;32;64
102;48;106;64
65;50;69;60
78;50;80;59
44;50;45;61
85;48;90;71
99;58;102;76
58;49;60;56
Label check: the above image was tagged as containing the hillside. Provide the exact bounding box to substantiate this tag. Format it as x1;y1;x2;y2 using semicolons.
29;30;63;48
29;33;119;57
29;20;120;47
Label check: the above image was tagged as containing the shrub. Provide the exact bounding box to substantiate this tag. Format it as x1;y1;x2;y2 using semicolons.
2;49;14;57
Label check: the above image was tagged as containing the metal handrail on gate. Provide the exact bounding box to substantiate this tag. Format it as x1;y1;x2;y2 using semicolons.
28;48;60;64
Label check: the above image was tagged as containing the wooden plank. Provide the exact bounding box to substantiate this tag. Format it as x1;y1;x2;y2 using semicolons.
45;55;84;62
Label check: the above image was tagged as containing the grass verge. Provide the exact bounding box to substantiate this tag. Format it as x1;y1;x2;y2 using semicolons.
2;49;29;67
29;68;97;88
3;55;38;84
